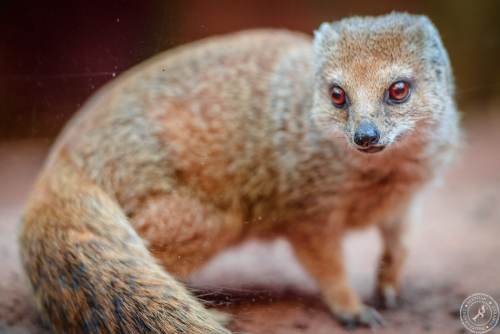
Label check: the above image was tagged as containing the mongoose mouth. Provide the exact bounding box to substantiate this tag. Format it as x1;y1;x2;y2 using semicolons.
357;145;386;153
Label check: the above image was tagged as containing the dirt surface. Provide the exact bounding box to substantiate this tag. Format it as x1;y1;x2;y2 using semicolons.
1;114;499;334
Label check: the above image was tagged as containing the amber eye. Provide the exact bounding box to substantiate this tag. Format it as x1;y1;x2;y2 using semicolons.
331;85;346;107
388;80;411;103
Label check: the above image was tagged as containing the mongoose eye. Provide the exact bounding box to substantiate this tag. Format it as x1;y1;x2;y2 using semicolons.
388;81;411;103
330;85;347;108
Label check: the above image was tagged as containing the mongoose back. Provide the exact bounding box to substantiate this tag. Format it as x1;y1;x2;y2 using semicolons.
19;12;460;333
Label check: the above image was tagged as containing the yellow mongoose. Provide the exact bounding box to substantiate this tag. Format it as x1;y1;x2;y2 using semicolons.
19;12;459;333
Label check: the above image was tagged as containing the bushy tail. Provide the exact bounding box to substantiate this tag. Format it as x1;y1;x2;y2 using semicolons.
18;158;230;334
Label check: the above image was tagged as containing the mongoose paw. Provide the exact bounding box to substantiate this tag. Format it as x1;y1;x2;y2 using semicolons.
374;285;399;310
207;309;234;327
336;306;386;329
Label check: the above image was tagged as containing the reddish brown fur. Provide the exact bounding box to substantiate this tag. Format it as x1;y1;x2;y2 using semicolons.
19;13;459;333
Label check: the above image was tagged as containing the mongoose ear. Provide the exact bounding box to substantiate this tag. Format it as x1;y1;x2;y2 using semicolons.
313;22;340;74
313;22;339;55
415;16;454;94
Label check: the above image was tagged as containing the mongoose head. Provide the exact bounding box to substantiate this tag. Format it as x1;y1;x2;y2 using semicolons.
311;12;456;154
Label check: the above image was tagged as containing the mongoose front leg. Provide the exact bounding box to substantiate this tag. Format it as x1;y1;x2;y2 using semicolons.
375;216;410;310
287;224;384;328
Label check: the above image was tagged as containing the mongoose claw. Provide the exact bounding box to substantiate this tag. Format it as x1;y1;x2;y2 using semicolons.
337;306;386;329
374;285;399;310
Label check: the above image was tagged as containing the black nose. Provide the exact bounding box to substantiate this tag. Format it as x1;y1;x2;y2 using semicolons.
353;120;380;148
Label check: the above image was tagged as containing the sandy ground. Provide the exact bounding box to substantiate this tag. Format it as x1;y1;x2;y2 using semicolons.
1;114;499;333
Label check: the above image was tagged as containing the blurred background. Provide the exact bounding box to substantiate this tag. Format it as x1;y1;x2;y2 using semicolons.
1;0;500;140
1;1;500;333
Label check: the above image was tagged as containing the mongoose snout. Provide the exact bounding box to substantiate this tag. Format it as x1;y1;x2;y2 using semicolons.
353;119;383;153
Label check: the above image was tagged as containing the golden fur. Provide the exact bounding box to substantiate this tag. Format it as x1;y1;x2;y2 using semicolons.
19;13;459;333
